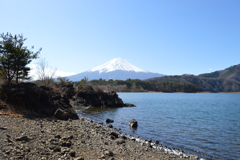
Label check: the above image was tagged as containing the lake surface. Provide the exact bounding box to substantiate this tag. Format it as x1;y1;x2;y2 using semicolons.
77;93;240;159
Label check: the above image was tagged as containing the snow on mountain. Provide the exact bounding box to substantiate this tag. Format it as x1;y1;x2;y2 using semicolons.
66;58;164;81
89;58;148;73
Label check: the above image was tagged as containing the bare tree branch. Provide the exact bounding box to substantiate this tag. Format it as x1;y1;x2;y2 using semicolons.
36;58;57;85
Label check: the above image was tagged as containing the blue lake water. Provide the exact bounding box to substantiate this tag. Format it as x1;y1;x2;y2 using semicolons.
77;93;240;159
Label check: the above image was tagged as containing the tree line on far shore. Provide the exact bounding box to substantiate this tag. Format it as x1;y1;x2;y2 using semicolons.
77;78;202;93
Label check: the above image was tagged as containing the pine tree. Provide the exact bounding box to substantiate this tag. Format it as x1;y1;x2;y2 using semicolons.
0;33;41;83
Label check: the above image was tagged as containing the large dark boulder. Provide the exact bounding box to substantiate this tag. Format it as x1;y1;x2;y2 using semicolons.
129;119;138;128
106;118;114;123
54;108;79;120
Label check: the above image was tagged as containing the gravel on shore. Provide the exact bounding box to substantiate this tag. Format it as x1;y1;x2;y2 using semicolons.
0;115;199;160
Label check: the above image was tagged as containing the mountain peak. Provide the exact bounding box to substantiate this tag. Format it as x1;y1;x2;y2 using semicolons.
89;58;148;73
66;58;164;81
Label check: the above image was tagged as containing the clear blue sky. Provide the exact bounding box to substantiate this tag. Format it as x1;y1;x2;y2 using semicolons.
1;0;239;77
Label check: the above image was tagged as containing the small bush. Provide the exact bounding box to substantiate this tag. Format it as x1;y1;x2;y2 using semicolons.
57;77;70;85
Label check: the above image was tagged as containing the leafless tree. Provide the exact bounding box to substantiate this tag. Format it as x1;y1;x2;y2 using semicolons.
36;58;56;85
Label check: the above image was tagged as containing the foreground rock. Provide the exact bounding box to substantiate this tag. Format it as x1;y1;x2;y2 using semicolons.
54;108;79;120
0;116;199;160
0;83;78;120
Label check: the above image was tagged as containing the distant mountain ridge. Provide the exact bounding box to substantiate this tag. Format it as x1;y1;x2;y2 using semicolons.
67;58;164;81
198;65;240;80
147;64;240;92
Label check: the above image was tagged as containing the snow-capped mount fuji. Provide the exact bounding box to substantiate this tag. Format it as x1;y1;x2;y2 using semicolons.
89;58;148;73
66;58;164;81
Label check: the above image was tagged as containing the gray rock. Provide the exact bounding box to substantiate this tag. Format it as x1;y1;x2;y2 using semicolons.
120;135;127;140
129;119;138;128
61;141;72;148
54;108;78;120
146;142;152;148
106;118;114;123
49;139;59;145
109;132;119;139
0;126;7;130
104;150;113;156
188;154;198;159
69;150;76;157
74;157;84;160
22;146;31;152
116;140;125;145
55;135;61;139
107;124;113;128
50;145;61;152
16;136;30;142
62;135;73;141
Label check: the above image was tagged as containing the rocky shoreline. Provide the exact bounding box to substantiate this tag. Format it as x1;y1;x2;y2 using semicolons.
0;115;201;160
0;82;201;159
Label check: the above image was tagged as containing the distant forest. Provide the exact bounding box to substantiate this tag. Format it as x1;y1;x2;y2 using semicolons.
148;64;240;92
78;79;202;93
73;64;240;93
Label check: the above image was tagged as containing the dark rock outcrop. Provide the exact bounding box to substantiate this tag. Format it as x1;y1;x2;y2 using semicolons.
0;82;134;118
73;85;102;108
70;85;135;109
0;83;78;120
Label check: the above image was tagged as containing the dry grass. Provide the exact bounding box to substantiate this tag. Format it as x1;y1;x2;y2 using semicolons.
52;87;59;93
0;100;32;118
0;107;23;118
